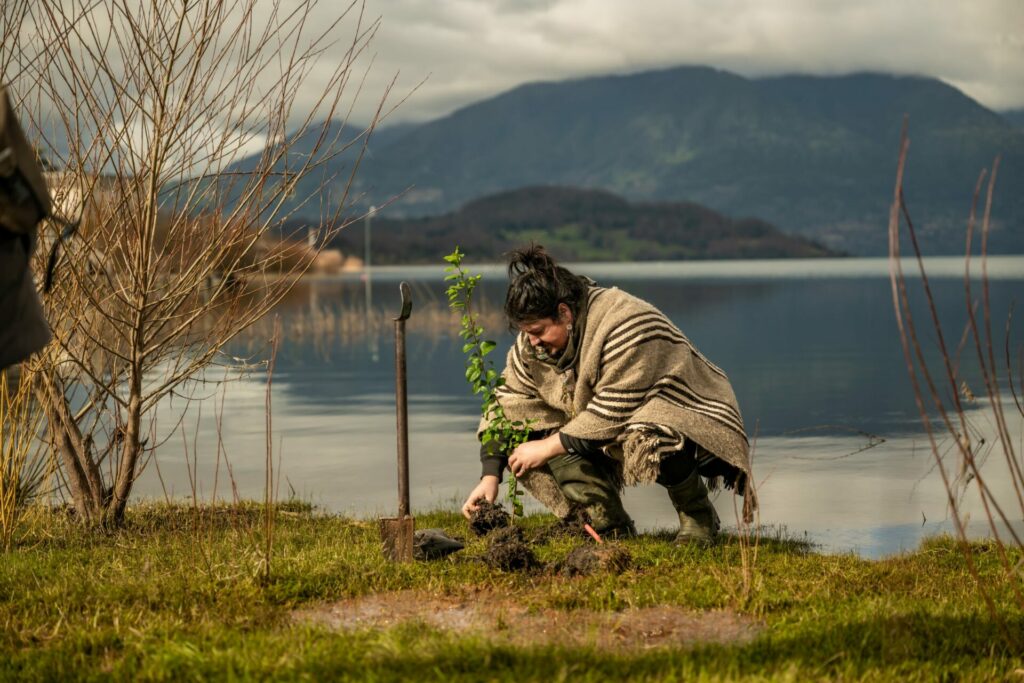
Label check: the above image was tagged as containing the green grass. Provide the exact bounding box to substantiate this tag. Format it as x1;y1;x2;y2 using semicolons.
1;503;1021;681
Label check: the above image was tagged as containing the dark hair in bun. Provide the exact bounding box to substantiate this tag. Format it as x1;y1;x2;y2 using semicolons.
504;243;587;329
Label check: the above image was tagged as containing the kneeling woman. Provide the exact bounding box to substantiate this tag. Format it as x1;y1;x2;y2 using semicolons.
461;244;754;542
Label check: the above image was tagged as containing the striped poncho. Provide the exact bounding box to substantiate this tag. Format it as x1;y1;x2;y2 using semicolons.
480;285;752;518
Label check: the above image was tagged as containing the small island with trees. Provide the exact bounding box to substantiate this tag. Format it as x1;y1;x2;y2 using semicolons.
320;186;839;264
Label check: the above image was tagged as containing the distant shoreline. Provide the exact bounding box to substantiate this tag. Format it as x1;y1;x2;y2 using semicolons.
276;254;1024;283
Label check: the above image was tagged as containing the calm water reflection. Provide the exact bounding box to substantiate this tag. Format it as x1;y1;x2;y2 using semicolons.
141;257;1024;558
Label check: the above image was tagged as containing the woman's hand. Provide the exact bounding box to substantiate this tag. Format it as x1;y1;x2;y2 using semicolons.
461;475;499;519
508;432;566;477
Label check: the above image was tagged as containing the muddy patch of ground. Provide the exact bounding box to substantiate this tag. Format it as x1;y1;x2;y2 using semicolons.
293;589;761;650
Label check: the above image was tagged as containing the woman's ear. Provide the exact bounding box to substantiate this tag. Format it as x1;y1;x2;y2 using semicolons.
558;303;573;324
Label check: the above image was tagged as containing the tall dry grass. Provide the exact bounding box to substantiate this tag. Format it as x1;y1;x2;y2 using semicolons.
887;122;1023;641
234;281;508;354
0;369;50;549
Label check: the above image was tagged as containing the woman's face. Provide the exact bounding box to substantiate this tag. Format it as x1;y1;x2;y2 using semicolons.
518;304;573;358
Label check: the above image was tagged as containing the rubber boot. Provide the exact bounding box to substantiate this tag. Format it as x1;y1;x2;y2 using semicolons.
547;453;636;538
664;468;720;545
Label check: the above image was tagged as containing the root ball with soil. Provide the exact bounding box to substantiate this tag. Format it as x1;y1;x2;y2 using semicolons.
468;499;510;537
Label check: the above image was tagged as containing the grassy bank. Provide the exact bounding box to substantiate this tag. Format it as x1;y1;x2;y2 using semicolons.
1;503;1021;681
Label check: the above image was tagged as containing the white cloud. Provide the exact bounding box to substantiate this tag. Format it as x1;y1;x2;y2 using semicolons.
324;0;1024;124
16;0;1021;143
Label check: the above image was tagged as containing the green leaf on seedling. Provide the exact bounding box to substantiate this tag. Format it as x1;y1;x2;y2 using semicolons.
444;246;528;520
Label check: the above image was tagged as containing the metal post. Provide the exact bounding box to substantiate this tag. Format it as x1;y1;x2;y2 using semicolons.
364;205;375;316
394;281;412;517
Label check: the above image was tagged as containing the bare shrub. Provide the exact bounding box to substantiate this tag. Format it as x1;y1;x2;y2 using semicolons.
4;0;392;526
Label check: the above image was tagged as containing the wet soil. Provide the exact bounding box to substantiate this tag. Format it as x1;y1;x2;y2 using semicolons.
294;589;762;651
469;504;622;572
559;544;632;576
468;500;510;537
482;525;538;572
532;504;592;543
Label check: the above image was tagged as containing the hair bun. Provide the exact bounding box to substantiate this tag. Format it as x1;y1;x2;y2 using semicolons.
507;242;556;279
504;243;587;329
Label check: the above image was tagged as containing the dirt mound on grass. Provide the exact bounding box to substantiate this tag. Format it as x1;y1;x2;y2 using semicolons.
559;544;632;576
293;589;761;650
483;525;538;571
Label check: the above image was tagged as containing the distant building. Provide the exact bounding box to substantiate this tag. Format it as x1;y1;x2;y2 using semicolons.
43;171;119;221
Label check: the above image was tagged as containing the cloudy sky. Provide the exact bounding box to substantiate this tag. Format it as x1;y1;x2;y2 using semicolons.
303;0;1024;125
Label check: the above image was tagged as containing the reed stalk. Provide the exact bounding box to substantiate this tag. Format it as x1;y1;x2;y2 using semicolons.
887;122;1023;641
0;368;49;550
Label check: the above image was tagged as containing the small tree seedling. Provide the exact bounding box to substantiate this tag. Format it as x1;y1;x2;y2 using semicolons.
444;247;530;517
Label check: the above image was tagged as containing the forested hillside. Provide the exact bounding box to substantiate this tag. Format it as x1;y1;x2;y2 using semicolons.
316;186;837;263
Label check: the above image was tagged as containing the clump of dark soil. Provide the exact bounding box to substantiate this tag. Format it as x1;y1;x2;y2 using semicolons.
560;544;632;576
483;525;537;571
533;503;592;543
468;499;510;537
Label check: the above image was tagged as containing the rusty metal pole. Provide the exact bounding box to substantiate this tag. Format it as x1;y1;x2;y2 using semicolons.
380;281;414;561
394;281;412;517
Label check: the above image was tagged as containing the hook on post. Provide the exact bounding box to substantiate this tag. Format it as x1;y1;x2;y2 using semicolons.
395;281;413;321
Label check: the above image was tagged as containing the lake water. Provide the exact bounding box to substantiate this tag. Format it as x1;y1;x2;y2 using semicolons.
139;257;1024;558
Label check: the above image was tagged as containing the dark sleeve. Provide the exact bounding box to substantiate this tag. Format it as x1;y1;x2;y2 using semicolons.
479;435;508;482
480;453;508;480
558;432;612;459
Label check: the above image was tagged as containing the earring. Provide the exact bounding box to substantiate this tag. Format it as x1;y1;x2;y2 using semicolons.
566;323;573;334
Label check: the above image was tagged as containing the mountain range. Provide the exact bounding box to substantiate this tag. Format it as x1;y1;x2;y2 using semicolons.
231;66;1024;256
1003;109;1024;129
